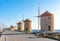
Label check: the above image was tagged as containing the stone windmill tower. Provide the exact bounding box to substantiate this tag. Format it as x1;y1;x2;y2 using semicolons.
24;19;32;33
40;11;54;33
17;22;24;32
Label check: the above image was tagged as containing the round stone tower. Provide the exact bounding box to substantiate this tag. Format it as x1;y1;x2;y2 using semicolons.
17;22;24;32
40;11;54;33
24;19;32;33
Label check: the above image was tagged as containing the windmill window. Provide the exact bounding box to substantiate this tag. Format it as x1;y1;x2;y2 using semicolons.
48;17;50;19
48;25;51;31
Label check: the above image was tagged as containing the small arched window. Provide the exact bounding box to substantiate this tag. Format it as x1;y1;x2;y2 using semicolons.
48;17;50;19
48;25;51;31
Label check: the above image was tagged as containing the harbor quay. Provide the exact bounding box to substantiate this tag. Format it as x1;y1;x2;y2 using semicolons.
0;30;57;41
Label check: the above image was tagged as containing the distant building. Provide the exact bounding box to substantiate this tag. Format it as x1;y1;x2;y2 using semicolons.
10;25;17;31
40;11;54;33
17;22;24;31
24;19;32;33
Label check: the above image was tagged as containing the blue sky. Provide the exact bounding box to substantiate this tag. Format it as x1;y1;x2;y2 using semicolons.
0;0;60;30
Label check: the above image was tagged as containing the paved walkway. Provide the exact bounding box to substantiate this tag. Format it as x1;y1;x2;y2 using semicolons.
0;31;57;41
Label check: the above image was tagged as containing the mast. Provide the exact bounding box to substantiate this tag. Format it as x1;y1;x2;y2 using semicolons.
22;14;26;33
38;2;40;32
22;14;24;22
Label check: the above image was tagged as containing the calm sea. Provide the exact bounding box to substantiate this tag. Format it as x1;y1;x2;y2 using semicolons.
32;29;60;32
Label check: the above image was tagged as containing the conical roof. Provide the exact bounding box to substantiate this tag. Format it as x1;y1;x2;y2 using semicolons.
17;22;23;24
40;11;53;17
24;19;31;22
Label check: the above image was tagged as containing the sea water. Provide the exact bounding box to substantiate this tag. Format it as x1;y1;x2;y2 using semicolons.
32;29;60;32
